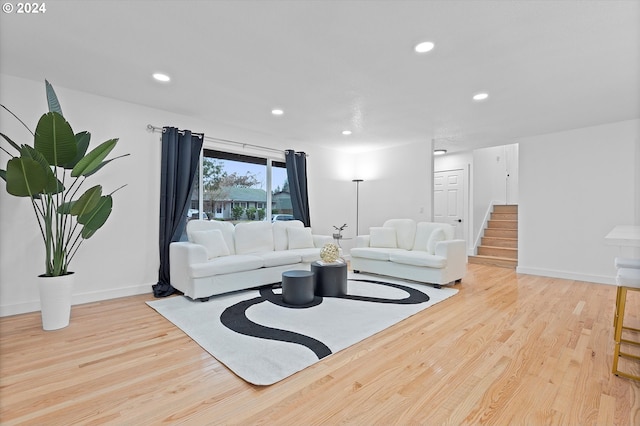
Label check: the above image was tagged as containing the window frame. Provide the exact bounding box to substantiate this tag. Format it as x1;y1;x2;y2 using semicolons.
194;148;288;222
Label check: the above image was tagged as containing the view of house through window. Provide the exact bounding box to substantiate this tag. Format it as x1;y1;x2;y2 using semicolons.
187;150;292;227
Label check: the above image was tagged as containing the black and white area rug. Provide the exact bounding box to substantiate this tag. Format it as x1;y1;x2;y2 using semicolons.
147;273;458;385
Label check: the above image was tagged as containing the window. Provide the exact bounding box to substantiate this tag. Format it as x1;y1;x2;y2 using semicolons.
187;150;291;225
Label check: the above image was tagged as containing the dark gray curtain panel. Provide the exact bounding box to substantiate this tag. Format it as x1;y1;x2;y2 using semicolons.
285;150;310;227
153;127;203;297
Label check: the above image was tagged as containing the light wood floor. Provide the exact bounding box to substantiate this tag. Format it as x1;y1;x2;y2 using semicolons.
1;264;639;425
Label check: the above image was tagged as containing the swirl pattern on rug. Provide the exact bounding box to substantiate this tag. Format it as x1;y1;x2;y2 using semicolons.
220;278;430;360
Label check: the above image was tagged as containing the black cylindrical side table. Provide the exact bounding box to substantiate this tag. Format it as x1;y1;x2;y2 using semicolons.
281;270;315;305
311;261;347;297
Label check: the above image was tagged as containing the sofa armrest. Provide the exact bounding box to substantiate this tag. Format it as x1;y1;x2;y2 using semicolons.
171;241;208;264
355;235;370;248
313;234;333;248
435;239;467;272
169;242;208;294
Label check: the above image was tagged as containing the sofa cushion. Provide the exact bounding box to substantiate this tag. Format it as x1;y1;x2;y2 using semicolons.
382;219;416;250
187;220;236;254
235;221;274;254
412;223;431;252
412;222;454;252
427;228;446;254
273;220;304;250
288;227;315;249
351;247;405;261
389;251;447;268
191;229;230;259
258;251;302;267
370;227;397;248
288;248;323;263
190;255;264;278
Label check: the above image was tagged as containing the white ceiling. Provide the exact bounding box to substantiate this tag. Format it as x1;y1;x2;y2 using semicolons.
1;0;638;154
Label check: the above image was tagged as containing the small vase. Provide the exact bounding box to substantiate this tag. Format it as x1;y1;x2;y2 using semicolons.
38;273;74;331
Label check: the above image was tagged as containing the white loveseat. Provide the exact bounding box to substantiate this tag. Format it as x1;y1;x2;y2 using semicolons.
170;220;333;300
350;219;467;287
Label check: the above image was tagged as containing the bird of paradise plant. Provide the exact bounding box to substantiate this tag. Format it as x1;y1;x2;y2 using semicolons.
0;80;127;276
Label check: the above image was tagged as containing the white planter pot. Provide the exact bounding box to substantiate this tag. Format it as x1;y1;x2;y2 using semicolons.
38;273;74;331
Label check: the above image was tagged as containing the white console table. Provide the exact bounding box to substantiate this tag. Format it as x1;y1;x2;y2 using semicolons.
605;225;640;247
605;225;640;259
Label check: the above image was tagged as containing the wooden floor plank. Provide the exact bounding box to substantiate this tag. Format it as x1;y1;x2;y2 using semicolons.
1;264;639;425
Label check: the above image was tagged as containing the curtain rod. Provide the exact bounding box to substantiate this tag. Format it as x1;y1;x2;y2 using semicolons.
146;124;293;156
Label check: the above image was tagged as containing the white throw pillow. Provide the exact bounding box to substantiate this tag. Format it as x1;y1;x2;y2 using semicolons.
288;227;315;249
370;227;397;248
427;228;446;254
235;221;274;254
191;229;230;259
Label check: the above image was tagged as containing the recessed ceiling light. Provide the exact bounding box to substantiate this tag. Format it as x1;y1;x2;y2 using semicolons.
152;73;171;82
434;149;447;156
271;109;284;116
342;130;352;136
414;41;435;53
473;92;489;101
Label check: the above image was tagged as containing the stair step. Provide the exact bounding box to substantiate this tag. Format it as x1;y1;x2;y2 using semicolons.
481;237;518;248
474;205;518;269
487;219;518;230
468;255;518;269
478;245;517;259
484;228;518;238
493;205;518;214
491;212;518;221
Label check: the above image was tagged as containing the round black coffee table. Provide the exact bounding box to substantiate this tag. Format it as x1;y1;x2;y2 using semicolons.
311;261;347;297
281;270;315;305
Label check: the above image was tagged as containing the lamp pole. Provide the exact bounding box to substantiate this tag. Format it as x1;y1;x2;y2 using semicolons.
352;179;363;236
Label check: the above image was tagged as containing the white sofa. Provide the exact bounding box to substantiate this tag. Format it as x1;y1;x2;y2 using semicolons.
350;219;467;287
170;220;333;300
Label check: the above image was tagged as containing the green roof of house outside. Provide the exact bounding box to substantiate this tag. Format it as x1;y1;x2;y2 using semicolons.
214;187;267;202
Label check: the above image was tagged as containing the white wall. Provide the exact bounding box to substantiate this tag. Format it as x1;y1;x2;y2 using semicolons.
517;119;639;284
305;141;434;252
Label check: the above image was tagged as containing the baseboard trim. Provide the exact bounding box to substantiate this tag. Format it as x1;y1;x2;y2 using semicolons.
0;283;153;317
515;266;616;286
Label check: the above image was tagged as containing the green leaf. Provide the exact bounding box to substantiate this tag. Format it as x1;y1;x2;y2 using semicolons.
34;112;77;166
45;80;63;116
71;138;118;177
79;195;113;238
81;227;97;239
63;131;91;169
70;185;102;216
20;145;63;194
0;132;22;154
57;200;75;215
5;157;47;197
83;153;130;177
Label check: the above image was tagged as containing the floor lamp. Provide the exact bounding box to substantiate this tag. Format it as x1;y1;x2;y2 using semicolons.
352;179;363;236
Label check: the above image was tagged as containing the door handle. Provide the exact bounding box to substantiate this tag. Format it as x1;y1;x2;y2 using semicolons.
456;219;462;223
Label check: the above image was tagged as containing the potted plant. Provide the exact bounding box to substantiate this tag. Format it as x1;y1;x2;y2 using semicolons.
0;81;127;330
332;223;348;243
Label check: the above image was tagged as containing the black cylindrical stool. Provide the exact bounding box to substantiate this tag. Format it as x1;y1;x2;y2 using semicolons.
312;261;348;297
282;270;315;305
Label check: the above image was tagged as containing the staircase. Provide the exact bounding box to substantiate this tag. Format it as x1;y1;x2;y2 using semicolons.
469;205;518;269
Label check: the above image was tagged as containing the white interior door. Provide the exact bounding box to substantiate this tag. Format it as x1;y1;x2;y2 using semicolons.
434;169;466;240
